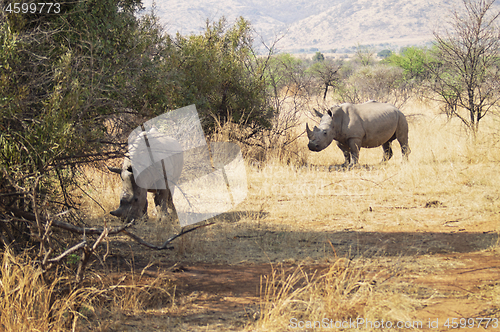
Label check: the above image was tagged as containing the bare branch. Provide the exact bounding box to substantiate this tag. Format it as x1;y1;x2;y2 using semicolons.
46;241;87;264
120;222;215;250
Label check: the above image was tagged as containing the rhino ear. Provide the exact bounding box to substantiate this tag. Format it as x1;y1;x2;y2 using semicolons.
313;109;323;118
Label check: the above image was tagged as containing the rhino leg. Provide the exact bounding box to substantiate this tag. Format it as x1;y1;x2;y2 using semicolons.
336;142;351;166
347;138;361;165
396;112;410;161
382;141;393;162
153;189;177;218
397;129;410;161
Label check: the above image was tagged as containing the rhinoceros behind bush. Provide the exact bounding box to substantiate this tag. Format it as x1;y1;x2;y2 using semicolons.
306;101;410;166
108;128;184;222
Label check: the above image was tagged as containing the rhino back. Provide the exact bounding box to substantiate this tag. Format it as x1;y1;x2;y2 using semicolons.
345;103;401;148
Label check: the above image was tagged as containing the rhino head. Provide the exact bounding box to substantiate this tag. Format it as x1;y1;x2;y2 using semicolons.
108;158;148;222
306;108;336;152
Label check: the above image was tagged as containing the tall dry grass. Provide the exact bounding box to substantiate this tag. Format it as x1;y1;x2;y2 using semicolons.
0;249;96;332
255;257;421;331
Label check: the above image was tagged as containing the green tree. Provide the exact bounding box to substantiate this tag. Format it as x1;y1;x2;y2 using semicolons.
173;17;272;132
0;0;169;250
377;49;393;59
386;46;431;81
312;51;325;62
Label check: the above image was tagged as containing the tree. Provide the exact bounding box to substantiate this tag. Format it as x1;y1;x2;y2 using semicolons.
354;44;375;66
253;53;312;163
309;59;342;100
312;51;325;62
431;0;500;136
386;46;432;81
377;49;393;59
336;64;411;108
173;17;272;132
0;0;177;265
0;0;146;210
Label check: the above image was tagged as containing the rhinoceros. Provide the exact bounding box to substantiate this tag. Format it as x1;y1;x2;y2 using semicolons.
306;101;410;166
108;129;184;222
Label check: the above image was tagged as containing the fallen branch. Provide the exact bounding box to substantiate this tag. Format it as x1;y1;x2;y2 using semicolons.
10;207;135;235
121;222;215;250
8;206;215;282
46;241;87;263
10;207;214;249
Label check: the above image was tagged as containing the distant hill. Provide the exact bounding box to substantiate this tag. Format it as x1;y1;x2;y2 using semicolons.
141;0;499;53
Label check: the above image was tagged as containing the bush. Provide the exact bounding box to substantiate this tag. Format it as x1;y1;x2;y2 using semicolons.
336;64;411;108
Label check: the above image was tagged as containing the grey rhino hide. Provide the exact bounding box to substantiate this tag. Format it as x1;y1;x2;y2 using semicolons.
109;157;149;221
306;101;410;166
109;132;184;222
109;157;178;222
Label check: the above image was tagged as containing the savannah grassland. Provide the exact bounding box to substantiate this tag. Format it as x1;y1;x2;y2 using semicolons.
69;99;500;331
4;99;499;331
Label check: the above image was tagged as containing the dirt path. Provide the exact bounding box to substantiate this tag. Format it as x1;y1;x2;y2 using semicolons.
96;228;500;331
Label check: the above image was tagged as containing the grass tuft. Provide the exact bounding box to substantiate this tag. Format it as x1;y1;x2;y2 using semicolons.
256;258;422;331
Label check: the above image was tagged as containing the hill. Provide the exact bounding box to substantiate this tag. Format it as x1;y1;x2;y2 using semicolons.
141;0;498;53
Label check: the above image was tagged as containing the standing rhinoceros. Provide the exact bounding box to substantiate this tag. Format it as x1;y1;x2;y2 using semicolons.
306;101;410;166
108;128;184;222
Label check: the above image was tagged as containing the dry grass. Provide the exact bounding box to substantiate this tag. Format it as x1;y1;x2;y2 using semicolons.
255;257;422;331
246;99;500;331
78;99;500;261
0;249;96;332
0;248;176;332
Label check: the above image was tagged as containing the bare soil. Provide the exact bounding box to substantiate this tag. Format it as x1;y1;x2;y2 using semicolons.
80;212;500;331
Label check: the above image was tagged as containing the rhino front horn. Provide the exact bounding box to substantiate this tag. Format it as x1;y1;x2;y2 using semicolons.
306;123;313;139
107;166;122;174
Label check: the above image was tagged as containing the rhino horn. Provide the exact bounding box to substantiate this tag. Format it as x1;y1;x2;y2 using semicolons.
110;206;126;217
107;166;122;174
110;208;122;217
306;123;313;139
313;109;323;118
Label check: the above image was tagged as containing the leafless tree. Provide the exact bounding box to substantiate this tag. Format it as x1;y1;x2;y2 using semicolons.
354;44;376;66
431;0;500;136
310;59;342;100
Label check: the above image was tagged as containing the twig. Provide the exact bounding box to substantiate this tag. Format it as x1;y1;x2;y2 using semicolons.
46;241;87;263
162;222;215;246
120;230;173;250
